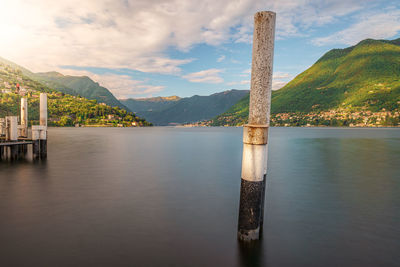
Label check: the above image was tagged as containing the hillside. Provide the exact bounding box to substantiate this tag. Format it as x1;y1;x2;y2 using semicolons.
0;57;128;110
123;90;249;125
211;38;400;127
121;96;181;115
34;72;128;110
0;60;151;127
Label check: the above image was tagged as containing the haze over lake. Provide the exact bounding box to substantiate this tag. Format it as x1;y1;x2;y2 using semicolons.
0;127;399;266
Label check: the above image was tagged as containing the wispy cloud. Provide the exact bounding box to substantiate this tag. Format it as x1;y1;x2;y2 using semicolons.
273;72;291;79
217;55;226;62
312;9;400;46
182;69;224;83
272;71;292;90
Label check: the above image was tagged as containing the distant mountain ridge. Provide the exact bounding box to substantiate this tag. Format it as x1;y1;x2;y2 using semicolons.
121;89;249;125
121;96;181;115
211;38;400;126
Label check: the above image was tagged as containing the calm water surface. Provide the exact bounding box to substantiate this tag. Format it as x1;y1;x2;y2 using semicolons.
0;127;399;266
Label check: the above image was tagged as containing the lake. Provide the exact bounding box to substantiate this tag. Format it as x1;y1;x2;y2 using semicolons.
0;127;399;266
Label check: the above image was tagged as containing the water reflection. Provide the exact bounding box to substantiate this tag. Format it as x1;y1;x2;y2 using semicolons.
238;239;265;267
0;127;399;266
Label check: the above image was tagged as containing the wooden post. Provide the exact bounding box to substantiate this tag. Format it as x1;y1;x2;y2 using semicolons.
39;93;47;158
238;11;275;241
0;119;3;160
40;93;47;127
32;126;40;160
0;118;5;137
39;129;47;159
6;116;19;161
20;97;28;137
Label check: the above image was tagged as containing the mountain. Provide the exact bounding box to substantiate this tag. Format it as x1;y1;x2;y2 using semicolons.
121;89;249;125
0;59;151;127
0;57;128;110
34;72;128;110
121;96;181;115
211;38;400;127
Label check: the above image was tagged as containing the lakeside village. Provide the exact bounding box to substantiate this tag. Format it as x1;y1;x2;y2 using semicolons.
0;65;150;127
188;107;400;127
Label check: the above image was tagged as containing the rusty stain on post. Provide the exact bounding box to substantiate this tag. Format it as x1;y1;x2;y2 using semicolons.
238;11;275;242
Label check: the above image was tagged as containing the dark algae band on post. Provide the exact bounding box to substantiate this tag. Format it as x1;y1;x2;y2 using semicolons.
238;179;265;241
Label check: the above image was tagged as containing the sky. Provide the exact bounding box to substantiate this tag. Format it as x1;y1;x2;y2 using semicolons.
1;0;400;99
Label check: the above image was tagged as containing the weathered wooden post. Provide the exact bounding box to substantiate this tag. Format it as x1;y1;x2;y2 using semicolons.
0;118;5;136
6;116;19;160
20;97;28;137
0;118;4;160
39;93;47;158
32;126;40;160
238;11;275;241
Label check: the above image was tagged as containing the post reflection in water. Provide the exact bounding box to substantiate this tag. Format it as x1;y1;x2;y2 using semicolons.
237;239;265;267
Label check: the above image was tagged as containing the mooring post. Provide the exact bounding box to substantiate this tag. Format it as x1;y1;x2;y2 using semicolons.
6;116;19;161
0;118;4;160
238;11;275;242
0;118;5;137
32;126;40;160
20;97;28;138
39;93;47;158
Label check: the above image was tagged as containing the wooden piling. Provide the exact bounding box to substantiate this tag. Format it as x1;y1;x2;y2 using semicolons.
238;11;275;242
20;97;28;137
40;93;47;127
40;130;47;159
39;93;47;158
6;116;19;161
0;118;5;136
32;126;40;160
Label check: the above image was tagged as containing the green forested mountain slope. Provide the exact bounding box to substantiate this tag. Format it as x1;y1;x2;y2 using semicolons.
211;38;400;126
0;57;128;110
35;72;128;110
0;60;150;126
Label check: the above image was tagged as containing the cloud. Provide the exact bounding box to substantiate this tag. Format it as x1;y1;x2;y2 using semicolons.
312;9;400;46
59;69;164;98
272;71;292;90
272;80;288;90
273;71;291;79
182;69;224;83
217;55;226;62
0;0;369;74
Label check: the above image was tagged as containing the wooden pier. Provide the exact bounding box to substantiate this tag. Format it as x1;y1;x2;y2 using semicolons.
0;93;48;161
